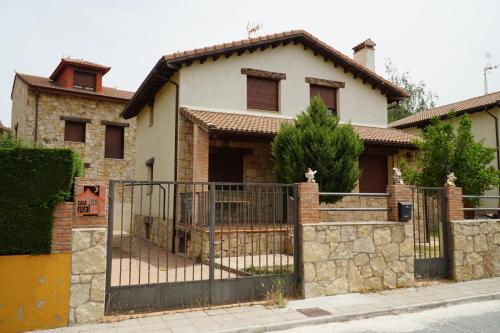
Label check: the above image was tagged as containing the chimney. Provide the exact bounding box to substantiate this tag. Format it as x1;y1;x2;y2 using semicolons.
352;38;376;72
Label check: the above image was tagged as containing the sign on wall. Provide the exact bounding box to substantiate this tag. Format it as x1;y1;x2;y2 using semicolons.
76;185;106;216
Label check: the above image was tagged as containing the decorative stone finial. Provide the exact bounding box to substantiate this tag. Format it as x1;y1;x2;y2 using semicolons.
393;167;404;185
446;172;457;187
305;168;317;183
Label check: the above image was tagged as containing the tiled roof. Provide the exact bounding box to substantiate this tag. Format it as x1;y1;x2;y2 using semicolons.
121;30;409;119
49;58;111;80
390;91;500;128
180;108;419;146
163;30;407;98
15;73;134;101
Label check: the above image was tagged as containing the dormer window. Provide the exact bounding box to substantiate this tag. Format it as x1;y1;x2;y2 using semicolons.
73;71;96;91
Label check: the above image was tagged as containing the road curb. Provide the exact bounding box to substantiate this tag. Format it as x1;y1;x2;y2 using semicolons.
219;292;500;333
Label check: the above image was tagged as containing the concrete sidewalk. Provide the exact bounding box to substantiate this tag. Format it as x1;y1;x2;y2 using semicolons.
32;278;500;333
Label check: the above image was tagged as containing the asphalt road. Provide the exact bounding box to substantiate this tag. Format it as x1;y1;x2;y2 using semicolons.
281;300;500;333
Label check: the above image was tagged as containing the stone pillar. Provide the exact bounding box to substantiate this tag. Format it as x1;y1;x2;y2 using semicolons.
297;182;320;225
192;124;209;182
386;184;412;222
445;186;464;221
68;178;108;325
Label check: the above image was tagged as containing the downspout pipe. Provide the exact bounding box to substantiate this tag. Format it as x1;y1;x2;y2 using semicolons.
157;64;180;252
485;108;500;202
34;88;40;144
167;79;180;253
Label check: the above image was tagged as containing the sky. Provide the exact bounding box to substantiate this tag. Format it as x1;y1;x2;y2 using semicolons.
1;0;499;126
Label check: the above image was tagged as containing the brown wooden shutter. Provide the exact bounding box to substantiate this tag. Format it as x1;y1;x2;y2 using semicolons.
358;153;388;193
209;153;244;182
105;125;124;159
247;77;279;111
64;121;86;142
310;85;337;113
74;71;96;90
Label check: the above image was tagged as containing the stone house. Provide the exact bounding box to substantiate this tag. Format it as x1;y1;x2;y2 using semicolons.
390;90;500;207
10;58;136;180
118;30;420;256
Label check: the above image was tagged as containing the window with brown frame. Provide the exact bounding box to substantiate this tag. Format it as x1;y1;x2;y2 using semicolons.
247;76;279;111
310;85;337;116
104;125;124;159
64;121;86;143
73;71;96;91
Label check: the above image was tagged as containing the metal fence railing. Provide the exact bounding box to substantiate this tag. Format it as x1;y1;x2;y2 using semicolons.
462;195;500;218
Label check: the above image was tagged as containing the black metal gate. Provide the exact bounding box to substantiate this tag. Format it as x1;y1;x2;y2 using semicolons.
412;187;449;279
105;181;299;314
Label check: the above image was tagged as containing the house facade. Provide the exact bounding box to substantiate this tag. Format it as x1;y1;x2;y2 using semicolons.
122;30;418;193
390;90;500;206
10;58;136;180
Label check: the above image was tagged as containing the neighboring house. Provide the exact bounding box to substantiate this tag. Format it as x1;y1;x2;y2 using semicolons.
390;90;500;203
0;121;10;138
122;30;419;192
11;58;136;179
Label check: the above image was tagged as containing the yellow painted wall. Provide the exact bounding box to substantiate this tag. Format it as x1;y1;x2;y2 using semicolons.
0;254;70;333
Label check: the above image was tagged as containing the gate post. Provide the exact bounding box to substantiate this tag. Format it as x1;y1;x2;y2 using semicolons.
386;184;412;222
68;177;109;325
444;186;464;221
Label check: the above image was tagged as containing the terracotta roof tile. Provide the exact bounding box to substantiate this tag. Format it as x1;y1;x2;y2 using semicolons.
16;73;134;101
180;108;419;145
390;91;500;128
162;30;408;98
122;29;409;119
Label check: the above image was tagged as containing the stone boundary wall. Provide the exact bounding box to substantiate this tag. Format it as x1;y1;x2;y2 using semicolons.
69;228;107;325
302;222;415;298
450;219;500;281
320;196;387;222
67;178;109;325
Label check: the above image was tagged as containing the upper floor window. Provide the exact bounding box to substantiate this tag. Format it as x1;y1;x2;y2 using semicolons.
310;85;337;116
64;121;86;143
242;68;286;112
104;125;124;159
306;77;345;116
73;71;96;91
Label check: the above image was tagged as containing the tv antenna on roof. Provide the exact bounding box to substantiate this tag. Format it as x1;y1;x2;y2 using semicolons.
246;22;263;38
484;53;499;95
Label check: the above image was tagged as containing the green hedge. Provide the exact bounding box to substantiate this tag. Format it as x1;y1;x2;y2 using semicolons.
0;142;83;255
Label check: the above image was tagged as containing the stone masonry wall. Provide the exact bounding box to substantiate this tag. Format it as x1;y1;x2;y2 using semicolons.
36;93;136;180
10;77;36;140
320;197;387;222
69;228;107;325
450;219;500;281
11;79;136;180
302;222;415;298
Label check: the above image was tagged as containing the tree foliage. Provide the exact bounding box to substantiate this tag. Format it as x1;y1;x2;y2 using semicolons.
401;114;499;198
385;58;438;123
272;96;364;203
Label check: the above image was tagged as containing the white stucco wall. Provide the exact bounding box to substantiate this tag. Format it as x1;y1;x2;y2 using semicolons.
179;44;389;126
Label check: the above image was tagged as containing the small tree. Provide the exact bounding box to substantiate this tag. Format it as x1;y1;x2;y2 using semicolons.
272;96;364;203
385;58;438;123
401;114;499;198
